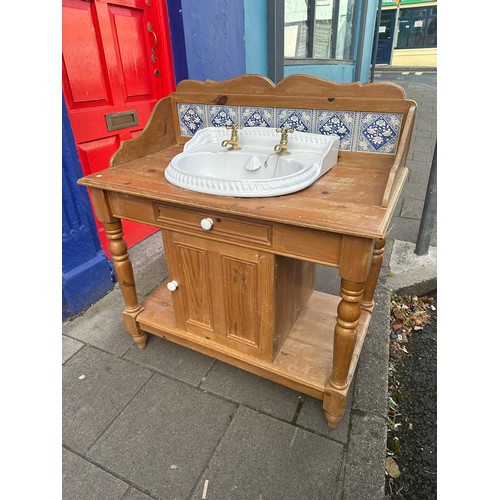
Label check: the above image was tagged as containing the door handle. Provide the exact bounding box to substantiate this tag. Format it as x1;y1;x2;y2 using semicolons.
147;22;158;63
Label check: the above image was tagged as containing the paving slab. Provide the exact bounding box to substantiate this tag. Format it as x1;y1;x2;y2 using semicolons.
352;348;389;420
62;335;84;364
190;406;344;500
200;360;302;421
351;286;391;419
400;179;431;202
407;158;434;170
122;487;156;500
63;346;152;453
361;286;391;356
296;388;353;444
343;413;387;500
63;288;135;356
411;136;436;149
400;197;425;220
87;373;236;500
62;448;129;500
387;215;436;246
314;264;340;295
124;333;215;387
414;122;436;135
407;166;432;186
382;238;394;268
127;230;168;300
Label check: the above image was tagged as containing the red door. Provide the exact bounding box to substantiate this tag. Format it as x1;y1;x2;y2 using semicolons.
63;0;175;257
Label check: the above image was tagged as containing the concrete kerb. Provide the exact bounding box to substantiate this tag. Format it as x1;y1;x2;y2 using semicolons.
374;65;437;73
386;239;437;297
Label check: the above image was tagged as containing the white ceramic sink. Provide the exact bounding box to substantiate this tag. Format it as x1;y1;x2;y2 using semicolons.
165;127;340;197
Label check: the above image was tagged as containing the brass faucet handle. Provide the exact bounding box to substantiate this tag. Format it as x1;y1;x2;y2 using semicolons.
276;127;294;141
221;124;243;150
226;125;243;140
226;125;243;131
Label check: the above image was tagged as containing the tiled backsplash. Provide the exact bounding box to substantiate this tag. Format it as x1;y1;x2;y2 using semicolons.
177;103;402;154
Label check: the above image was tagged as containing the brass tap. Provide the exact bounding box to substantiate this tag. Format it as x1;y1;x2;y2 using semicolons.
221;125;243;150
274;127;294;155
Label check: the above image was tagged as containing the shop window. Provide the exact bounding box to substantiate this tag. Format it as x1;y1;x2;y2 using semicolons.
284;0;358;61
396;6;437;49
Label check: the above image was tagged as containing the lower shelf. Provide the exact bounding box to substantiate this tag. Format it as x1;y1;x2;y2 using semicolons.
137;282;372;399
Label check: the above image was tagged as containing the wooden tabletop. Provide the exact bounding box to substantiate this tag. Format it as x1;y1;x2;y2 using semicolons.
78;143;407;239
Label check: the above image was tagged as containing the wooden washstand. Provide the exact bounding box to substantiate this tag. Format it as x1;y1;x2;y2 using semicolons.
78;75;416;427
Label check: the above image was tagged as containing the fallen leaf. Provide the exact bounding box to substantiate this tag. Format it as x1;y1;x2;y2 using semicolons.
391;321;403;332
386;456;401;478
393;309;406;321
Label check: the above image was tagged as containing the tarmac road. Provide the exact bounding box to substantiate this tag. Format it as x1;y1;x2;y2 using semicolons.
373;70;437;89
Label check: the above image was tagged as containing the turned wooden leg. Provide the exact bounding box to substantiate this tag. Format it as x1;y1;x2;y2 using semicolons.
323;279;364;427
103;220;148;349
360;238;386;312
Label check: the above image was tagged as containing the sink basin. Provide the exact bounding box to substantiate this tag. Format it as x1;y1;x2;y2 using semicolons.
165;127;340;197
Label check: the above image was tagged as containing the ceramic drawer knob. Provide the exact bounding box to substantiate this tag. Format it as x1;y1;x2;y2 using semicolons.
167;280;179;291
200;218;214;230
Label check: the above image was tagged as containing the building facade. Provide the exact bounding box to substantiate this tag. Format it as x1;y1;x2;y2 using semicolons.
376;0;437;67
282;0;379;83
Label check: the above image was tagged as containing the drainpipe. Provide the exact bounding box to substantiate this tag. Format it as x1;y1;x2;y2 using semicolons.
354;0;369;82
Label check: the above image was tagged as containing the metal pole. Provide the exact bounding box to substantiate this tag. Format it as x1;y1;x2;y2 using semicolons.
267;0;284;83
415;142;437;256
370;0;384;82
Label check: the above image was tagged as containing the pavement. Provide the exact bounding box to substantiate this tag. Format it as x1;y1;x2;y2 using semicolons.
62;74;437;500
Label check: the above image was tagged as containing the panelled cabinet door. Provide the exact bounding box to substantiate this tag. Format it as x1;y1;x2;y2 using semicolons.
162;231;275;361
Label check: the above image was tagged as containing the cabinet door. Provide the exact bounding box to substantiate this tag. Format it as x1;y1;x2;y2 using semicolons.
163;231;275;360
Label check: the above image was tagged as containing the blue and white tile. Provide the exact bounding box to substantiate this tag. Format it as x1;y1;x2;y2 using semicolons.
208;105;238;128
240;106;275;128
177;103;206;136
356;112;402;153
277;108;313;133
314;110;356;150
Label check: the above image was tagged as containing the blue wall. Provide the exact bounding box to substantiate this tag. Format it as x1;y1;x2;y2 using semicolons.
181;0;246;81
243;0;268;76
62;97;114;319
166;0;189;83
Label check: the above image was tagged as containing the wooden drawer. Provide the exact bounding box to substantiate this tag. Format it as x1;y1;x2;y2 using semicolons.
154;202;272;247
